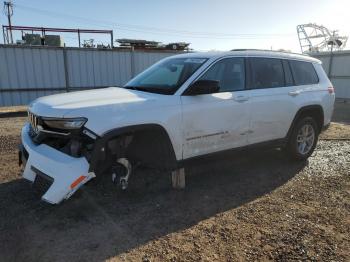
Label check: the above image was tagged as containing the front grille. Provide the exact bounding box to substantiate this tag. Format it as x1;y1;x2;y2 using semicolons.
28;111;39;130
31;166;54;197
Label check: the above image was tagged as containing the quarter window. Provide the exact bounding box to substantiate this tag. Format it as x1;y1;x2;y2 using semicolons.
250;58;285;89
200;58;245;92
289;60;319;85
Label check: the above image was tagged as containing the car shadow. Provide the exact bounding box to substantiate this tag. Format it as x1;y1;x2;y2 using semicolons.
0;148;306;261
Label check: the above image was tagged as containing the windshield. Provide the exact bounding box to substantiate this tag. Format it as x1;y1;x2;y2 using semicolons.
124;57;207;94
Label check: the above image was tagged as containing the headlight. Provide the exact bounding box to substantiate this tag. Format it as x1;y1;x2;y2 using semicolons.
43;118;87;130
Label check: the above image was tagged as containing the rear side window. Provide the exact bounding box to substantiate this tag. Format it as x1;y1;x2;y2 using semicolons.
200;57;245;92
289;60;319;85
249;58;284;89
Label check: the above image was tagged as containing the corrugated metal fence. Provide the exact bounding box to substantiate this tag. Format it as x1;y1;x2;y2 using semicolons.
311;51;350;99
0;45;179;106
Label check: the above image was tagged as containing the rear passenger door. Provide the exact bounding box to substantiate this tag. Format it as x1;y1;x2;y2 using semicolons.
247;57;298;144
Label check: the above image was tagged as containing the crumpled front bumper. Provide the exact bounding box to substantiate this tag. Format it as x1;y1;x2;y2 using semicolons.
19;123;95;204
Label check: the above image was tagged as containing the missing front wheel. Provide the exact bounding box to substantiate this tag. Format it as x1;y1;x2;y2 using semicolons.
111;158;132;190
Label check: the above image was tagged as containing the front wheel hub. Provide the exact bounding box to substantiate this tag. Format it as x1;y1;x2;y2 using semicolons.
111;158;132;190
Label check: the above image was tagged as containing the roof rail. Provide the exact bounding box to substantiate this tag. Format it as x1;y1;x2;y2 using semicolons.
230;48;309;57
231;49;262;51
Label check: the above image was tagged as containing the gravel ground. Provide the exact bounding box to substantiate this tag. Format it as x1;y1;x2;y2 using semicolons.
332;99;350;124
0;117;349;261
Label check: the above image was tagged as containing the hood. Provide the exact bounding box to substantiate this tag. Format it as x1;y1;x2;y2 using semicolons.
29;87;157;117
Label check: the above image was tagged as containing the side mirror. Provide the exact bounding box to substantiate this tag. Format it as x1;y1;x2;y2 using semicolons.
184;80;220;96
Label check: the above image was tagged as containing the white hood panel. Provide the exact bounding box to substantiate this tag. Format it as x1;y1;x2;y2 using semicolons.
27;86;181;136
28;87;154;117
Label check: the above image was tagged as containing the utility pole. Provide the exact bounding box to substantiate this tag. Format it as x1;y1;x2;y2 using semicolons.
4;1;14;44
328;30;335;78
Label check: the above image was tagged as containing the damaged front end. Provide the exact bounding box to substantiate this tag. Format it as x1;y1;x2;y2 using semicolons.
19;112;98;204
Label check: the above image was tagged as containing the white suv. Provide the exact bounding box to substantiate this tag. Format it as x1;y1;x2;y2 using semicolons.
19;50;335;204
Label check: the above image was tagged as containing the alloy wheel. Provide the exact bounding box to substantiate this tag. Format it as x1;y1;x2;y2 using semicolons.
296;123;315;155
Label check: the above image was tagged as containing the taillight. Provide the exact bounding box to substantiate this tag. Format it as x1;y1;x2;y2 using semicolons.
328;86;334;94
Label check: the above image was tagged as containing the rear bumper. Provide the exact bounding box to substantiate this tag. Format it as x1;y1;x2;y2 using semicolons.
19;123;95;204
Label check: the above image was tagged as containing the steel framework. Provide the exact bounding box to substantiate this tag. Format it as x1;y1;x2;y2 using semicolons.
2;25;114;48
297;23;348;53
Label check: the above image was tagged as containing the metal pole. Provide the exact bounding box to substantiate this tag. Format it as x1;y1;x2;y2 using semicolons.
63;48;70;92
5;28;9;44
130;46;135;77
42;27;45;46
2;26;6;44
110;31;113;48
78;29;81;47
328;31;335;78
4;1;14;44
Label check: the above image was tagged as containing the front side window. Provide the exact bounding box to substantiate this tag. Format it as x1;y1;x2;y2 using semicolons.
289;60;319;85
199;57;245;92
250;58;284;89
124;57;207;94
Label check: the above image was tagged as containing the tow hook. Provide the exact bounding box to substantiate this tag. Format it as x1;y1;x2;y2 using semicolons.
112;158;132;190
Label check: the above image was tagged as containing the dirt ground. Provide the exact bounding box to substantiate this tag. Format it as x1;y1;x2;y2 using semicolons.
0;113;349;261
332;99;350;124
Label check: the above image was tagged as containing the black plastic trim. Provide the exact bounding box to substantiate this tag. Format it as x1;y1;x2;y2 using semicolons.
321;123;330;132
31;166;54;183
177;138;286;168
31;166;54;196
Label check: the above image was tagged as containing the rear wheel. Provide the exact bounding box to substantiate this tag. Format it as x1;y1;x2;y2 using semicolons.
287;116;319;160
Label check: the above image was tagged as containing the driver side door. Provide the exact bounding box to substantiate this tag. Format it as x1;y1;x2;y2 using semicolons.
181;57;251;159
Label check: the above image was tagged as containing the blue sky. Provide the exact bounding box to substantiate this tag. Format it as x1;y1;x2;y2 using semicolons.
2;0;349;52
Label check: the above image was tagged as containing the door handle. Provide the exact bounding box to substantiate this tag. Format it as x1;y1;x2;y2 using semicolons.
234;95;249;102
288;90;301;96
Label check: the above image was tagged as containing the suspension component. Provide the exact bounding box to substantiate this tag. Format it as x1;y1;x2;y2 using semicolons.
111;157;132;190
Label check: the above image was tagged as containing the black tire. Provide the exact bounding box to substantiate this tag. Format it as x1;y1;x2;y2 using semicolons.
287;116;319;160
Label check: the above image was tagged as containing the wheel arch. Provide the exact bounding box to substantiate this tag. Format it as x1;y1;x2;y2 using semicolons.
89;123;178;175
286;105;324;139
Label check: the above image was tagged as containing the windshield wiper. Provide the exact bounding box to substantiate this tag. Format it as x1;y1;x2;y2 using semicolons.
124;86;139;90
123;85;174;95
